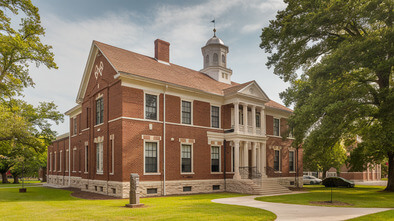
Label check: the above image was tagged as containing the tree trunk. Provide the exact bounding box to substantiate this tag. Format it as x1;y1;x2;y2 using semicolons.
322;169;327;179
385;152;394;191
1;172;9;183
42;167;47;182
13;175;19;184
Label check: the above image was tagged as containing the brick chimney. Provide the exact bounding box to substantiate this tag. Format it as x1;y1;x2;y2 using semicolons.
154;39;170;63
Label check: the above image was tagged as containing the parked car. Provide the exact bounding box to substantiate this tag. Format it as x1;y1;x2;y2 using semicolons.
322;177;355;188
303;175;322;185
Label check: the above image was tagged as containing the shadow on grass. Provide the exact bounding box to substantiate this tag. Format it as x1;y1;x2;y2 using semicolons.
0;186;79;202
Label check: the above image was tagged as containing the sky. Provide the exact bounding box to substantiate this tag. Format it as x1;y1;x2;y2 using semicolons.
23;0;289;135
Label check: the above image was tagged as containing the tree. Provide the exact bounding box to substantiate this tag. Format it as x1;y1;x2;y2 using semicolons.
260;0;393;191
304;142;347;179
0;0;57;97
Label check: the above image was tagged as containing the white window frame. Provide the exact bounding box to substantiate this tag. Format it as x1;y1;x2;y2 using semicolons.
95;96;104;126
96;142;103;174
144;92;159;121
273;118;280;136
65;149;69;172
210;146;221;173
143;140;160;175
72;147;77;173
54;151;57;172
210;105;221;128
84;144;88;173
73;117;77;135
59;150;62;172
181;99;193;125
289;150;295;173
110;135;114;175
274;149;281;172
49;152;52;172
180;143;194;174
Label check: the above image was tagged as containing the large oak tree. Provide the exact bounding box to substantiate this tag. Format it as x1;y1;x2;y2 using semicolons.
260;0;393;191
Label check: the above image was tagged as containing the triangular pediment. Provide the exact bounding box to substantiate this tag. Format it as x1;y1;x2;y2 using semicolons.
237;81;270;101
76;41;118;103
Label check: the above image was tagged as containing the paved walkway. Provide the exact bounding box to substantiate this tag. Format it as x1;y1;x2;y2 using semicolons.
212;195;392;221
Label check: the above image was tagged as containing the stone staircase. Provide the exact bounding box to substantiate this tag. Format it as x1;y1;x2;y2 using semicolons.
252;178;292;195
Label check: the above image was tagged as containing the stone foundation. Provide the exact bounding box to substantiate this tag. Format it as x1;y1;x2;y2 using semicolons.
270;176;303;187
47;175;300;198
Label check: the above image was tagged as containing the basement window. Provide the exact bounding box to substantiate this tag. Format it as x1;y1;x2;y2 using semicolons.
147;188;158;194
213;185;220;190
183;186;192;192
112;188;116;194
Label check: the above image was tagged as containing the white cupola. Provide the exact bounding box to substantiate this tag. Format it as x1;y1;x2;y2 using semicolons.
200;29;232;84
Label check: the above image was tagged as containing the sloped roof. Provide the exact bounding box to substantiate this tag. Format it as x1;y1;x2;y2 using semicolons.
93;41;292;112
95;41;238;95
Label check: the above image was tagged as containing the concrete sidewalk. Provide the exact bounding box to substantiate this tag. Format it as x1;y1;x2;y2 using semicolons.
212;195;392;221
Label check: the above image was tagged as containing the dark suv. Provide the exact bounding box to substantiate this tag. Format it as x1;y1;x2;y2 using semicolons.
322;177;355;188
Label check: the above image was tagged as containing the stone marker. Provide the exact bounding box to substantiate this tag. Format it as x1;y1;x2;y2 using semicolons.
125;173;144;208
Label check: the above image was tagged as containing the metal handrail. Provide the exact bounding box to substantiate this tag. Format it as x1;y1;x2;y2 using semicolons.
265;165;283;177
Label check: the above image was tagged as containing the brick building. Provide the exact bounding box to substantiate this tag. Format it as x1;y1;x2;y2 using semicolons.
47;32;302;197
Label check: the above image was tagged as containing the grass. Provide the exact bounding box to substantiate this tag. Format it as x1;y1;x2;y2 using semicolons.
0;187;276;220
347;210;394;221
256;185;394;208
0;180;42;188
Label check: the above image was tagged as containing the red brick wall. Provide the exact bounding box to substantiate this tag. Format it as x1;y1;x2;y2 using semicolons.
266;115;273;135
193;100;210;127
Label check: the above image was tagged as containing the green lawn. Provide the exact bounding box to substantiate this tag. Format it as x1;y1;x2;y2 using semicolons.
0;180;42;187
256;185;394;208
348;210;394;221
0;187;276;220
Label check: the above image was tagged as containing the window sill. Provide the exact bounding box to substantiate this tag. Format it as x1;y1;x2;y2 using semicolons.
96;172;103;175
109;173;114;175
84;172;88;174
94;123;104;128
144;172;161;175
181;172;195;175
289;171;296;173
210;172;222;174
274;171;282;173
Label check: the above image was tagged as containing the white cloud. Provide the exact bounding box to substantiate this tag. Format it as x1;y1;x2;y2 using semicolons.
23;0;289;135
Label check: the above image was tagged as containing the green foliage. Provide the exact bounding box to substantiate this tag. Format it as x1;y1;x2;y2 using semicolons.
303;142;347;175
261;0;393;190
0;0;57;96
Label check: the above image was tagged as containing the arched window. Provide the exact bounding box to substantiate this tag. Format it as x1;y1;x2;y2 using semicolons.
205;55;209;65
213;53;218;64
222;54;226;64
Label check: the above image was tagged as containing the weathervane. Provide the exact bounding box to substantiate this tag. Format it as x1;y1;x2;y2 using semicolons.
211;18;216;37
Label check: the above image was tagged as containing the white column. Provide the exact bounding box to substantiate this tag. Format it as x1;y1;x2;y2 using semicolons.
260;142;267;177
234;102;239;133
252;142;257;168
256;144;261;172
252;105;256;135
233;140;240;179
243;104;248;134
243;141;249;167
261;107;266;136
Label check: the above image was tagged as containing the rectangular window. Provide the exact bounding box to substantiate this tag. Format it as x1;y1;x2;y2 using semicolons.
65;150;69;172
181;101;192;124
59;151;62;172
256;113;261;128
213;185;220;190
50;152;52;171
289;151;295;172
72;148;76;172
147;188;158;194
211;146;220;172
85;145;88;172
181;144;192;173
96;143;103;174
145;94;157;120
273;118;280;136
145;142;158;173
183;186;192;192
211;106;220;128
73;117;77;135
96;97;104;125
274;150;280;171
54;152;57;172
